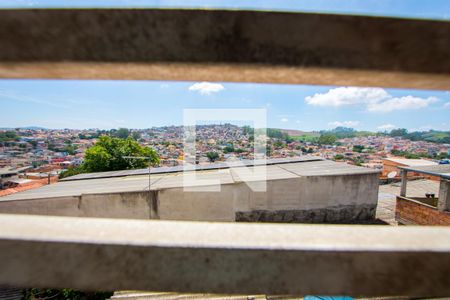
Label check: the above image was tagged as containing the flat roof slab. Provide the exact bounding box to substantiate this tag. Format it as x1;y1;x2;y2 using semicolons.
230;165;298;183
279;160;379;177
0;159;379;202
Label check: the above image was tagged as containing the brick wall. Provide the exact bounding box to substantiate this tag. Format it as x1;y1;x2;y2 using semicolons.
396;196;450;225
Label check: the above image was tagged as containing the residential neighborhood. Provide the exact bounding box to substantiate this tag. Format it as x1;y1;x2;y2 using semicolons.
1;125;449;197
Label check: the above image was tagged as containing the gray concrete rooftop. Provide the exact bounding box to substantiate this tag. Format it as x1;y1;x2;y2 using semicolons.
61;157;323;181
0;159;379;202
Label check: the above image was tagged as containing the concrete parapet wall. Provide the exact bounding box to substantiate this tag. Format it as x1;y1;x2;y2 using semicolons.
1;214;450;297
233;174;379;223
0;196;81;217
0;192;152;219
158;185;235;222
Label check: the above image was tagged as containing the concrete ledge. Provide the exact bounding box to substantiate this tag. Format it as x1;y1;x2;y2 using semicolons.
0;9;449;89
1;214;450;297
1;62;449;90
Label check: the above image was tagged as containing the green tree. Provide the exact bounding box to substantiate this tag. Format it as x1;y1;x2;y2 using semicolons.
321;127;357;139
114;128;130;139
273;141;284;148
267;128;284;139
318;134;337;145
131;131;141;140
437;152;450;159
285;135;294;143
242;125;254;136
223;145;235;153
404;153;420;159
352;145;365;153
59;166;85;179
206;151;219;162
63;141;77;155
353;157;364;166
29;140;38;149
334;154;344;160
390;128;408;137
83;136;159;172
0;130;19;143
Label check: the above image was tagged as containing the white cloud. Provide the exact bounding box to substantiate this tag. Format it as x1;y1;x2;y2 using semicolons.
305;87;389;107
377;124;396;131
328;120;360;128
444;102;450;108
188;82;224;95
305;87;437;112
280;118;289;122
367;95;437;112
160;84;170;89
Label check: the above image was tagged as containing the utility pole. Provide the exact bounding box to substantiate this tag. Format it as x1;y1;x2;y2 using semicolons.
123;155;156;218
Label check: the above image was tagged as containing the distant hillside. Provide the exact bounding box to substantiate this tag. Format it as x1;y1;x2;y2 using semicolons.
390;129;450;144
0;126;47;130
279;129;320;137
318;127;450;144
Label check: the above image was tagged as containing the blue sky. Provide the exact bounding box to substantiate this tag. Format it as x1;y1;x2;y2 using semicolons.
1;79;449;132
1;0;449;20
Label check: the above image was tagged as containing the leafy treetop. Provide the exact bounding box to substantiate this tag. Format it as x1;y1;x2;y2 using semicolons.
60;136;159;178
83;136;159;172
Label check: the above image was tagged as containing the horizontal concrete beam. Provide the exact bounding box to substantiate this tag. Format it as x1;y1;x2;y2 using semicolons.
0;9;449;89
1;214;450;297
1;62;449;90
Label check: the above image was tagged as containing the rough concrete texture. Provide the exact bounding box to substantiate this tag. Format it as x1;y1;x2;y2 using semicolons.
0;192;153;219
157;185;236;222
236;204;377;224
1;9;449;72
1;214;450;297
0;9;449;89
